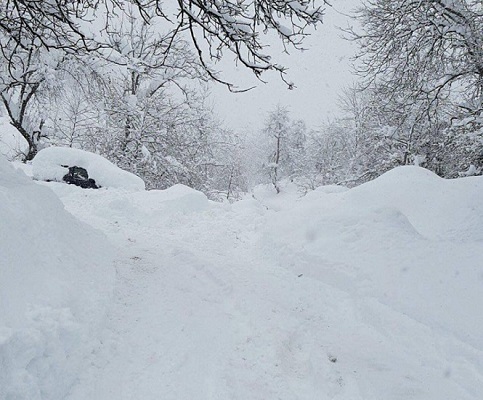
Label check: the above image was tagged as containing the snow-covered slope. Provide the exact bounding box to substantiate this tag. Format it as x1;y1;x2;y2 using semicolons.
2;163;482;399
0;155;115;400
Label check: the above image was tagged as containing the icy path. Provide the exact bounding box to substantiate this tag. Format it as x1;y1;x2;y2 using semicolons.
51;182;483;400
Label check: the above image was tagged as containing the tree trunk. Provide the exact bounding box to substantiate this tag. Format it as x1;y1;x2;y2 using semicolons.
8;120;37;162
24;142;38;161
272;135;281;194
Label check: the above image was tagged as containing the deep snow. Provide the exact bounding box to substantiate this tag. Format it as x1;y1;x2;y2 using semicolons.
1;157;483;399
0;155;114;400
0;117;26;160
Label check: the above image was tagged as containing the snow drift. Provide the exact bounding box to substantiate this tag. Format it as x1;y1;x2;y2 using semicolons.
3;161;483;400
0;155;115;400
32;146;145;190
56;165;482;400
258;167;483;398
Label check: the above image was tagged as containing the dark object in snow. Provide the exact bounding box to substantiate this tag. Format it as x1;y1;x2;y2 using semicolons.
62;166;99;189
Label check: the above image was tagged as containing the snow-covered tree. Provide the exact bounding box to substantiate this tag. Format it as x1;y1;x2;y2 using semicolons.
203;128;248;201
263;106;290;193
77;8;211;190
0;31;67;160
102;5;205;146
0;0;328;89
44;56;108;150
253;105;309;192
350;0;483;147
336;78;482;180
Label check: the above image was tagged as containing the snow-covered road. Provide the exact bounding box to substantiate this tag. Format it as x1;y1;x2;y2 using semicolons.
3;158;481;399
45;169;483;400
61;187;353;399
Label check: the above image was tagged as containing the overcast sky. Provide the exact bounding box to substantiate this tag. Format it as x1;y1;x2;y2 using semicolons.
209;0;359;132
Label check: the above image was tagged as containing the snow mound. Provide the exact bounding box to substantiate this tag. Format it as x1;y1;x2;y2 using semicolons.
348;166;483;240
0;155;115;400
43;182;214;242
90;184;211;230
262;166;483;352
32;146;145;191
132;184;210;215
31;163;483;400
312;184;349;194
252;181;305;211
11;160;33;177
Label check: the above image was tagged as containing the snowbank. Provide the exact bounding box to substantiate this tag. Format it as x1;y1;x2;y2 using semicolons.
36;164;483;400
131;184;210;215
32;146;145;190
45;183;213;240
0;155;115;400
251;181;307;211
262;166;483;351
0;116;27;160
347;166;483;240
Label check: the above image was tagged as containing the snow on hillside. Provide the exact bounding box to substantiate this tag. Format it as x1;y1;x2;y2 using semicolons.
0;155;115;400
2;161;483;399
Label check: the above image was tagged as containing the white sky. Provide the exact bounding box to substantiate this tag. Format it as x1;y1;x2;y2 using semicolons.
209;1;359;132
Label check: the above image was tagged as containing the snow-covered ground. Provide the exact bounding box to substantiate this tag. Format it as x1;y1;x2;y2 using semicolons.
0;117;26;160
0;156;114;400
2;156;483;399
